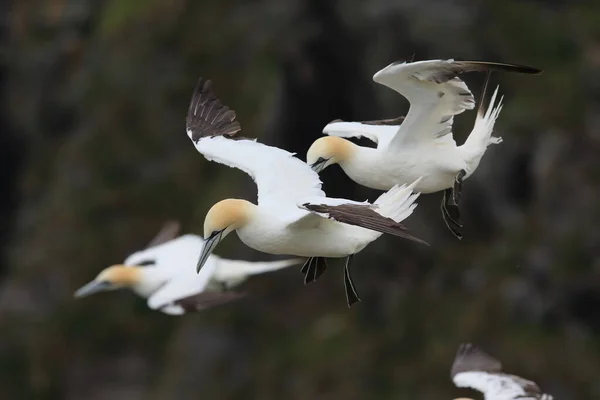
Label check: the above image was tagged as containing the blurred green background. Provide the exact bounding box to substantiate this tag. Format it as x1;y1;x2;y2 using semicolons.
1;0;599;399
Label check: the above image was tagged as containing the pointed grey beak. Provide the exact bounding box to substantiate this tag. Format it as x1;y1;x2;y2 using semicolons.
310;157;329;173
196;230;224;273
74;280;112;298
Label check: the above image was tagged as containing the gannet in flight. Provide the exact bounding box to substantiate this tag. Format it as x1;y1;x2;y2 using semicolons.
307;59;542;239
451;343;554;400
74;221;303;315
186;78;428;307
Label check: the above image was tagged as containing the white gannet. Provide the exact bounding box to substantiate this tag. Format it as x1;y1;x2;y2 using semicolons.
307;59;542;239
74;221;304;315
186;78;429;307
451;343;554;400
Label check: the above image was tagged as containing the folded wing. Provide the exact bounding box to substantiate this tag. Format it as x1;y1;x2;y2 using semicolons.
322;117;404;148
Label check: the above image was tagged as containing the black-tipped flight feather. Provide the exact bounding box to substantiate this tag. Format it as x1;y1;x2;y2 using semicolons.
451;343;554;400
186;78;244;143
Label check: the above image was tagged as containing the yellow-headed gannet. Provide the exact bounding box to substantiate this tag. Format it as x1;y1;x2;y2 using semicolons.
74;221;304;315
451;343;554;400
186;79;429;307
307;59;542;239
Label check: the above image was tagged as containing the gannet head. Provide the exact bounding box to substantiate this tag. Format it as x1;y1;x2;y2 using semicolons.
74;265;141;298
307;136;354;173
197;199;254;273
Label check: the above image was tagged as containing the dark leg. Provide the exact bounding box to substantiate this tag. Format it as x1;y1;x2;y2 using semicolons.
453;169;466;204
301;257;310;275
313;257;328;281
343;254;360;307
441;170;466;240
302;257;328;284
441;189;462;229
302;257;316;285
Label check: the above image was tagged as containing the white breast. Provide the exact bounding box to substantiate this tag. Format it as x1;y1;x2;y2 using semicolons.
340;145;467;193
236;210;375;258
131;268;172;298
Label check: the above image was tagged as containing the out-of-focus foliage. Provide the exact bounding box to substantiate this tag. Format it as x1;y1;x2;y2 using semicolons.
1;0;599;399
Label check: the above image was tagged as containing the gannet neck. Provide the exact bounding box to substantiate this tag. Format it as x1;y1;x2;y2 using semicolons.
204;199;256;239
98;265;142;288
307;136;356;171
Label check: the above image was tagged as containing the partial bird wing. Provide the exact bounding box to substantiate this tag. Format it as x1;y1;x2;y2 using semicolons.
171;291;245;313
372;59;541;149
185;78;326;222
322;117;404;148
297;195;428;245
124;234;205;274
146;253;219;312
451;343;551;400
145;220;181;249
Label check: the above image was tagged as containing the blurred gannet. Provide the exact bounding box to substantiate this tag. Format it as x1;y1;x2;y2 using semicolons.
307;59;542;239
74;221;303;315
451;343;554;400
186;79;428;307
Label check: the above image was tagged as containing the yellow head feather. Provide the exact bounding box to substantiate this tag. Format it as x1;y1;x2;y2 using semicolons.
203;199;254;239
306;136;355;170
97;265;142;287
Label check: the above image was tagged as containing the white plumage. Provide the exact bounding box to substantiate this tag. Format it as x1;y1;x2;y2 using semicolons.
186;78;427;306
310;59;541;238
451;343;553;400
74;223;303;315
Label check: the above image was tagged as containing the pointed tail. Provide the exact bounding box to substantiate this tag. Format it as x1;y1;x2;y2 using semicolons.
374;177;422;225
459;71;504;175
212;257;305;288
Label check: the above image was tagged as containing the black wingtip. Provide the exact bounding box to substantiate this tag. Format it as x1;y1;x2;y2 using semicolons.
186;77;243;143
173;290;246;313
459;60;543;75
146;220;182;249
450;343;503;378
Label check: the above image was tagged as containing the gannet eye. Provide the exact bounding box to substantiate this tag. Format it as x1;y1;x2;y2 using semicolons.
136;259;156;266
310;157;330;173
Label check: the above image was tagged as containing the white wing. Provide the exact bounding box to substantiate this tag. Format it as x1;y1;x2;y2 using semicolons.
124;234;205;274
322;120;400;148
453;371;536;400
146;255;219;312
372;59;540;150
193;136;326;222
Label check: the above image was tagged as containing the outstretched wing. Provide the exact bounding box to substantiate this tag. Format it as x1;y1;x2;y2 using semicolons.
186;78;242;139
451;343;550;399
185;78;325;222
322;117;404;148
372;59;541;149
